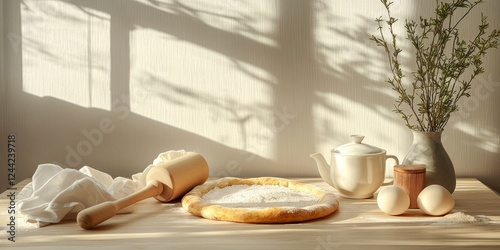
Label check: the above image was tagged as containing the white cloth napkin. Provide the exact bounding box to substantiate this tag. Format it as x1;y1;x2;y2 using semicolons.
17;150;188;227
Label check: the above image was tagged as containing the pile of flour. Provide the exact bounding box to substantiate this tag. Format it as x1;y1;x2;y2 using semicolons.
365;212;492;224
431;212;492;225
202;184;320;209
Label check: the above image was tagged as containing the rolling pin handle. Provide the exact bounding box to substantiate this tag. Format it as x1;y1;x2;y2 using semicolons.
77;201;119;229
77;180;163;229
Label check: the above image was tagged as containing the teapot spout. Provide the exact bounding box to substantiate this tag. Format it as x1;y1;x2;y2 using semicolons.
310;153;334;187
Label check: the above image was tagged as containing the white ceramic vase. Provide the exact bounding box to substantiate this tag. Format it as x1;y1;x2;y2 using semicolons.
402;130;456;193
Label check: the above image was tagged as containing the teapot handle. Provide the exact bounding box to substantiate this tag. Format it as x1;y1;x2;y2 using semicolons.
386;155;399;166
383;155;400;185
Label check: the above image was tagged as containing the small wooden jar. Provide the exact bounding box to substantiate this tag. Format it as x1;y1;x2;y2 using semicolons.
394;165;426;209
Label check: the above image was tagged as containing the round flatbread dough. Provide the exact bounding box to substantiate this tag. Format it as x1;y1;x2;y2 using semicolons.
181;177;339;223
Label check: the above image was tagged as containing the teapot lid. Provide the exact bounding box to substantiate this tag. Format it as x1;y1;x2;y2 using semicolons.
333;135;384;155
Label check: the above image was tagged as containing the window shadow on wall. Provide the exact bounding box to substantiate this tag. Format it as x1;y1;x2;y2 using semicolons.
12;0;405;180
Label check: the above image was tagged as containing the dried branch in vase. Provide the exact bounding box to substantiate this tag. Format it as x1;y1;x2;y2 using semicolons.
370;0;500;132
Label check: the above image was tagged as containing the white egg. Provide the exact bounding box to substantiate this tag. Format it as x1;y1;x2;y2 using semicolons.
377;185;410;215
417;185;455;216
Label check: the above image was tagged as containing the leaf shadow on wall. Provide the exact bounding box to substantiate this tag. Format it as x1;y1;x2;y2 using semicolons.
13;0;500;194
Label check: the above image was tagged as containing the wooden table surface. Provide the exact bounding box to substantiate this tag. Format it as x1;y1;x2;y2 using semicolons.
1;178;500;249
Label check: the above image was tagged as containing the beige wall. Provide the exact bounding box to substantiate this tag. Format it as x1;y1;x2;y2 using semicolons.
1;0;7;190
2;0;499;193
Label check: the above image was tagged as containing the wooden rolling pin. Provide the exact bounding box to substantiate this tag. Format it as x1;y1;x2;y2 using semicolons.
77;152;209;229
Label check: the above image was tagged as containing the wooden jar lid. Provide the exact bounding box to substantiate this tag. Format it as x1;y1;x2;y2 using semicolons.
394;165;426;174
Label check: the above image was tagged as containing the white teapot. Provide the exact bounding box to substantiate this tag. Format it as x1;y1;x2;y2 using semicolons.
310;135;399;199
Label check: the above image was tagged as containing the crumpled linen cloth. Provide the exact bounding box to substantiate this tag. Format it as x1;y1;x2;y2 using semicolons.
17;150;189;227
